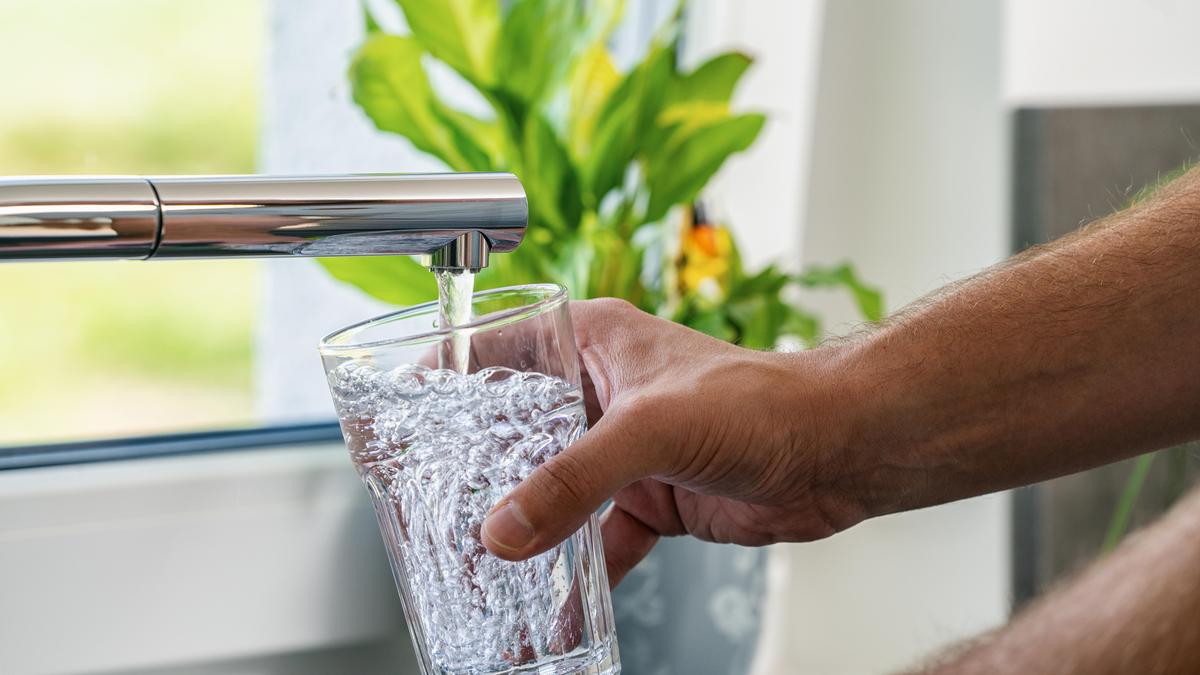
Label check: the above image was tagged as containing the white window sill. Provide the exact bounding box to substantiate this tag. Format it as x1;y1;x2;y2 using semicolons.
0;445;404;674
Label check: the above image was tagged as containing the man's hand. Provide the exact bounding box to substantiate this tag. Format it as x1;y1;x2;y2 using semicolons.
480;298;864;584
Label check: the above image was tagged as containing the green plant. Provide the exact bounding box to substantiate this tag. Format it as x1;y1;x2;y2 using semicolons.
321;0;881;346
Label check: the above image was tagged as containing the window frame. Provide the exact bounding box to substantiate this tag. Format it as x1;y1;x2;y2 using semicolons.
0;421;343;471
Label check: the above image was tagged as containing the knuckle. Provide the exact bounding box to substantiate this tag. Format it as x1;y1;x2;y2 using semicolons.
586;297;637;319
611;390;661;420
532;453;595;509
574;299;630;348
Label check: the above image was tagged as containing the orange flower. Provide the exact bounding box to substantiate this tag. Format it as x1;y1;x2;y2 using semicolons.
678;209;733;300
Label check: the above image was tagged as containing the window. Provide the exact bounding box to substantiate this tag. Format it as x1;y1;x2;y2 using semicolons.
0;0;267;446
0;0;683;453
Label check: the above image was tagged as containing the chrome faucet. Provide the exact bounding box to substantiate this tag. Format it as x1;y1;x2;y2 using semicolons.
0;173;527;272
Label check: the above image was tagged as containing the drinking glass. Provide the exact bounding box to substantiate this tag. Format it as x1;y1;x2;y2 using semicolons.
318;283;620;675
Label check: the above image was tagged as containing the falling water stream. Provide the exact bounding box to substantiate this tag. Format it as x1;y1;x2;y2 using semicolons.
436;269;475;373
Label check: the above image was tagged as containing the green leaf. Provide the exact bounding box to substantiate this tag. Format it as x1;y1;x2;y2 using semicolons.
394;0;499;87
547;233;594;299
362;0;383;35
580;0;625;44
350;34;496;171
644;46;751;157
667;52;752;106
582;36;676;203
521;113;583;234
728;294;787;350
434;106;501;171
561;0;630;164
317;256;437;306
686;309;735;342
644;112;764;223
781;306;821;346
628;40;677;146
495;0;587;106
581;91;636;203
730;263;789;299
795;263;884;322
568;44;620;160
473;243;545;290
655;100;735;139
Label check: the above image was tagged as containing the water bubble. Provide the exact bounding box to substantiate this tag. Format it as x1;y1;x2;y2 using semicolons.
487;420;522;443
426;369;460;396
479;366;519;397
388;365;427;397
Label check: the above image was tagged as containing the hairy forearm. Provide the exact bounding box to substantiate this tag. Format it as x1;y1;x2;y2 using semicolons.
831;166;1200;517
912;485;1200;674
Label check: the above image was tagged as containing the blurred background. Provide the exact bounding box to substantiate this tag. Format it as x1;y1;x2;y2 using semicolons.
0;0;264;444
1;1;1199;674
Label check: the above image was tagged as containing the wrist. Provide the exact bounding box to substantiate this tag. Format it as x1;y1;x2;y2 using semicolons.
771;342;882;533
827;327;1004;521
798;333;937;526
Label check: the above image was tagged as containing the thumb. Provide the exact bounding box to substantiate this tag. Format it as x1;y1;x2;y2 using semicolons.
481;409;661;561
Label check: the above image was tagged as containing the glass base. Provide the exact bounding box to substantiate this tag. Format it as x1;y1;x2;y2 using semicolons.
429;638;619;675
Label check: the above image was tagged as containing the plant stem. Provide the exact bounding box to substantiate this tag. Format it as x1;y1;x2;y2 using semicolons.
1103;452;1156;552
1166;444;1190;505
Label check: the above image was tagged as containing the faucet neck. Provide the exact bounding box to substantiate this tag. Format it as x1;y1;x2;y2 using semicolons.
0;173;527;268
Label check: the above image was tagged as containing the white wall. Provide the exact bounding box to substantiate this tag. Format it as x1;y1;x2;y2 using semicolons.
803;0;1010;323
1005;0;1200;107
753;1;1012;672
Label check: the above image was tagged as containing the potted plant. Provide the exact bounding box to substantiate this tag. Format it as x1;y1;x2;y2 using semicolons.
320;0;881;348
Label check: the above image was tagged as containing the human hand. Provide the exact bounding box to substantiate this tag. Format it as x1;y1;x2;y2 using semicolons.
480;298;865;585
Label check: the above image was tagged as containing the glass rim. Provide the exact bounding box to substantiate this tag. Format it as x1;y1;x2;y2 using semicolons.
318;282;568;354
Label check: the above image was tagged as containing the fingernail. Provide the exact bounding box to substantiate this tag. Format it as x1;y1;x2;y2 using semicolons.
482;502;535;552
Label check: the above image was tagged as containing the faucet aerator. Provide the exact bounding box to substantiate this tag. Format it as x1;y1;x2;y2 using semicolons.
421;231;491;274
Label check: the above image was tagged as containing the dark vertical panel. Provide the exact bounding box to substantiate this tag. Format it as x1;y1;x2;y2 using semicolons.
1010;104;1200;608
1010;485;1041;608
1010;109;1044;607
1012;108;1045;252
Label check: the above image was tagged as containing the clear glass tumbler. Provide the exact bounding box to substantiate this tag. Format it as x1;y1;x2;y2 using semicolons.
318;283;620;675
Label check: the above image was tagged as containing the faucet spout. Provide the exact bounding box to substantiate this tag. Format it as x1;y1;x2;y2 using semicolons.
422;231;491;273
0;173;527;273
